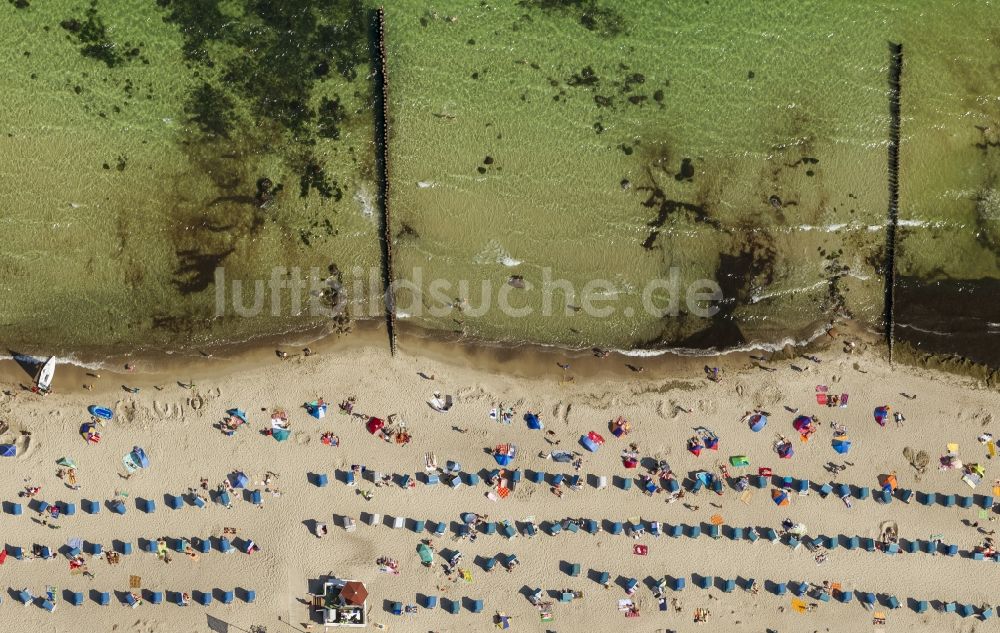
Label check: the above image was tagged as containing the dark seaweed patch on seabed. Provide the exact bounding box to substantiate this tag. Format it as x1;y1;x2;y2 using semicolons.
61;0;142;68
518;0;627;37
153;0;374;293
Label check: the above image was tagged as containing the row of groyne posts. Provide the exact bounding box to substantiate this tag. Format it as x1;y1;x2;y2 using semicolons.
373;7;396;356
885;42;903;363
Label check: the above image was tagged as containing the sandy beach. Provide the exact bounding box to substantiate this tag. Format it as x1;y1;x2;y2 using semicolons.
1;330;998;633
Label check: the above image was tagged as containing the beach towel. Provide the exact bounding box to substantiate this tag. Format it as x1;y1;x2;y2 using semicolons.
840;393;849;407
816;393;827;405
633;544;648;556
496;486;509;498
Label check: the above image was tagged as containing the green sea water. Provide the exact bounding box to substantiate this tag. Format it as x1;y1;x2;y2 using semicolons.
1;1;999;362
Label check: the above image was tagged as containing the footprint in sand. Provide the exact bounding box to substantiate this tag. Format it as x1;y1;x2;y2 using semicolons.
296;434;311;446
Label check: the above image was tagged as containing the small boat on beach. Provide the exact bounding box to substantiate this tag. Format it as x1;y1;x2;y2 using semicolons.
35;356;55;393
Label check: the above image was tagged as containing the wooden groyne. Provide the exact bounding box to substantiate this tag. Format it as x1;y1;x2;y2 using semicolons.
372;6;396;356
885;42;903;363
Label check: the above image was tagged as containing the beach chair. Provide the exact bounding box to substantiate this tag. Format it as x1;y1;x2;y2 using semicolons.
523;521;537;537
549;521;562;536
903;539;918;554
982;495;995;508
921;540;935;554
981;604;992;618
470;599;484;613
220;590;234;604
219;537;234;553
857;486;870;500
746;527;759;542
898;488;912;503
668;523;683;538
119;541;133;555
124;593;140;608
483;556;497;572
945;543;959;556
846;536;859;550
433;521;446;537
690;478;703;493
195;538;211;554
972;551;984;560
551;473;564;487
722;579;735;593
943;602;957;613
166;494;183;510
818;591;831;602
731;526;744;540
787;536;799;549
596;475;607;489
650;521;661;537
413;519;426;533
243;590;256;603
565;520;579;534
752;475;767;489
920;491;936;505
425;473;440;486
449;476;463;489
688;524;701;539
139;499;155;513
958;495;974;508
7;502;22;515
671;576;686;591
793;582;808;597
467;473;482;486
885;542;899;554
819;483;833;497
62;502;76;516
445;599;460;614
861;537;876;552
624;578;638;595
775;582;787;596
694;575;712;589
501;520;516;539
707;524;720;539
584;519;599;534
392;516;404;529
193;495;206;508
609;521;623;535
67;591;83;606
569;563;581;577
887;595;900;610
528;470;544;484
390;601;403;616
621;477;633;491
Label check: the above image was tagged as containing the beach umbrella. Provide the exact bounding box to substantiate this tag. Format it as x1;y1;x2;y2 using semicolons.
525;413;543;430
832;436;851;454
704;435;719;451
366;417;385;434
226;409;248;424
494;452;513;467
339;581;367;606
748;413;767;432
231;472;250;489
777;442;794;459
771;489;790;506
793;416;813;432
272;428;290;442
